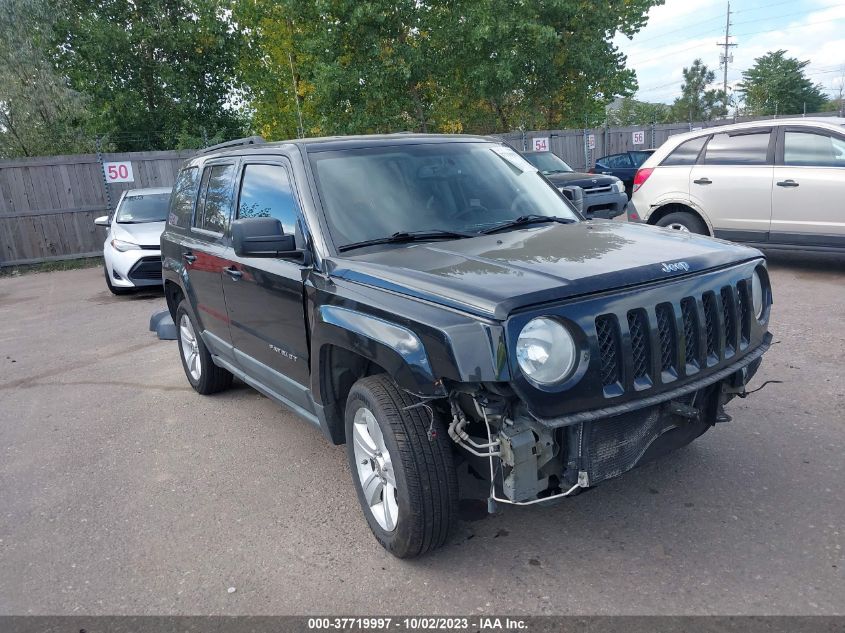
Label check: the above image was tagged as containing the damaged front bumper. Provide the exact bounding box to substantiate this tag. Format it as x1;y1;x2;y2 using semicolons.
452;339;769;505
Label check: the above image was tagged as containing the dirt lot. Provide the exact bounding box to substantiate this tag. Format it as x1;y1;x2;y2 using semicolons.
0;252;843;615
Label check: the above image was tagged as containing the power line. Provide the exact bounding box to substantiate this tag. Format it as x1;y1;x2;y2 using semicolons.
630;13;844;72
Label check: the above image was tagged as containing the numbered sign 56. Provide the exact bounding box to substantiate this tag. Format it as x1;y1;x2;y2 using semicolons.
532;137;550;152
103;161;135;183
632;131;645;146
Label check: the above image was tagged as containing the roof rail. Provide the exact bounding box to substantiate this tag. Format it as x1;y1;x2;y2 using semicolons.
200;135;266;154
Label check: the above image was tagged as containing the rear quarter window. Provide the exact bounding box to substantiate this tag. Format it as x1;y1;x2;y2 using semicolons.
661;136;707;166
168;167;199;229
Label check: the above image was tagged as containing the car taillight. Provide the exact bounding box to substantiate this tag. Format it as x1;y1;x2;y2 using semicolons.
587;167;595;174
632;167;653;193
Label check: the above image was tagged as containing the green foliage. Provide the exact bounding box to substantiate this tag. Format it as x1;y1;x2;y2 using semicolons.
668;59;726;122
52;0;247;151
236;0;663;137
606;97;670;126
738;50;827;116
0;0;97;158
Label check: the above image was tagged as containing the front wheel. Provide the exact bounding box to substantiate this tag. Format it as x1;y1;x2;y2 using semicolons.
345;375;458;558
655;211;708;235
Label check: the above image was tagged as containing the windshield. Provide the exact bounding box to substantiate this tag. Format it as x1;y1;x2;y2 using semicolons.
310;142;579;249
116;193;170;223
521;151;574;174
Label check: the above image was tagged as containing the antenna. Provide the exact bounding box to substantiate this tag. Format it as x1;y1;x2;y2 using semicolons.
717;2;737;115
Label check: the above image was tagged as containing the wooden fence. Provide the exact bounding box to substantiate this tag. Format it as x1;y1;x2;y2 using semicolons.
0;150;194;267
2;112;838;266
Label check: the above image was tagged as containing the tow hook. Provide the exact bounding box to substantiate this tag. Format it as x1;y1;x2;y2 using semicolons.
666;400;700;421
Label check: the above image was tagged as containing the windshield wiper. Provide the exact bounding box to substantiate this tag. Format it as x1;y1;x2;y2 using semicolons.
338;229;477;253
480;215;575;235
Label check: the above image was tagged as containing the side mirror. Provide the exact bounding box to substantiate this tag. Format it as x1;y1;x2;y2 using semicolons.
231;217;299;258
94;215;110;227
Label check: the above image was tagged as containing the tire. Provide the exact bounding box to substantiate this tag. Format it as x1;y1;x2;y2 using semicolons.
104;264;135;295
175;300;232;395
655;211;708;235
345;374;458;558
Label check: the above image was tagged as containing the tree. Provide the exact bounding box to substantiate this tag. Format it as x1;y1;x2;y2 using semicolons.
606;97;669;126
668;59;726;122
737;50;827;116
0;0;96;158
236;0;663;137
52;0;247;151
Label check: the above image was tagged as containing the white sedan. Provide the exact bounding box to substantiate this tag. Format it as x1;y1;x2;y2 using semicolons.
94;187;171;295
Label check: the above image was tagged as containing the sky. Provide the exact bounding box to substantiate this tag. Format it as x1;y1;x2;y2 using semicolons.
614;0;845;106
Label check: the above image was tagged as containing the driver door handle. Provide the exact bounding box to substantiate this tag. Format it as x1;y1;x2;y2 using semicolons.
182;253;196;264
223;266;243;280
693;177;712;185
777;179;799;188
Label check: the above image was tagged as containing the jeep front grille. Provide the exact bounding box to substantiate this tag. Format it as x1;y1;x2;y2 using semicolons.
703;292;719;365
594;281;752;397
655;303;676;376
737;280;751;345
595;315;621;388
627;309;651;387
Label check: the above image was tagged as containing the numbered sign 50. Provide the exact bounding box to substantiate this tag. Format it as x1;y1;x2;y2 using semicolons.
103;161;135;183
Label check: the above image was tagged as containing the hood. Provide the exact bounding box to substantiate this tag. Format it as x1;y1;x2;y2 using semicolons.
328;222;761;320
545;172;618;188
111;221;165;248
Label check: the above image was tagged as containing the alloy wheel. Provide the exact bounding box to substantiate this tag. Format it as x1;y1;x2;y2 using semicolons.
352;407;399;531
179;314;202;381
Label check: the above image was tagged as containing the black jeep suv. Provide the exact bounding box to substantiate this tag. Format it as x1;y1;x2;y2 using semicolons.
161;134;772;558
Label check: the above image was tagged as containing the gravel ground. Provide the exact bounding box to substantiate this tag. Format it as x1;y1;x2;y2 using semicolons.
0;251;843;615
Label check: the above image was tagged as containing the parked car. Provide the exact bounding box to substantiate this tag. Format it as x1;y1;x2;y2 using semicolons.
628;117;845;252
94;187;171;294
520;150;628;219
592;149;655;197
160;134;772;558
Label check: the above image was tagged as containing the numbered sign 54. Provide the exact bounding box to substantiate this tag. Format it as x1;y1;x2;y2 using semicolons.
532;137;550;152
632;131;645;146
103;161;135;183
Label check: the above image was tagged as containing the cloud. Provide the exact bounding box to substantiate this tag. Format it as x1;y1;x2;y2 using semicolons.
617;0;845;104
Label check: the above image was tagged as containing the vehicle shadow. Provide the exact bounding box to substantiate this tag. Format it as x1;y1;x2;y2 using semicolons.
87;286;165;305
762;250;845;278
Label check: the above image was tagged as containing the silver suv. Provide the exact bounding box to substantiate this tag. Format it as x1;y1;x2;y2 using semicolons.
628;117;845;253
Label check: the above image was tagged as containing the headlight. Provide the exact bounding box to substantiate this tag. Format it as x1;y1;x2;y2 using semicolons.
612;180;624;194
751;269;764;319
111;239;141;252
516;317;577;385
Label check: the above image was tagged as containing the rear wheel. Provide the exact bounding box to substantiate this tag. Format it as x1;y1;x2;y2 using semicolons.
175;300;232;395
345;374;458;558
104;264;134;295
655;211;708;235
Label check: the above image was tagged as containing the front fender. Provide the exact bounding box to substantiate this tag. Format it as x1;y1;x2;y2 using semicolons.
312;305;442;401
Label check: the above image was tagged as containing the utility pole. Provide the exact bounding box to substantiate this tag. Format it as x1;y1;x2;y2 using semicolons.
717;2;737;116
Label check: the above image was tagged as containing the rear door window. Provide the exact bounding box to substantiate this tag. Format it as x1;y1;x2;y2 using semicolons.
784;131;845;167
168;167;199;228
704;131;771;165
600;153;633;168
662;136;707;166
194;164;236;234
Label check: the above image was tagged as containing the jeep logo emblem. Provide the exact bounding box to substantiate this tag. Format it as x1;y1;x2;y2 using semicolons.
661;261;690;273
